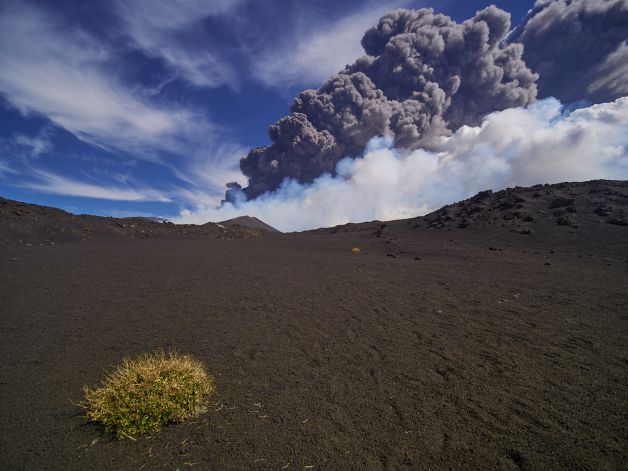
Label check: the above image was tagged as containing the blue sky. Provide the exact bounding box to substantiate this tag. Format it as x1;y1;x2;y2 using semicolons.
0;0;536;219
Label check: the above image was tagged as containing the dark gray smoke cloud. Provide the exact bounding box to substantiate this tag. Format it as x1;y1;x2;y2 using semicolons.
237;6;538;199
508;0;628;104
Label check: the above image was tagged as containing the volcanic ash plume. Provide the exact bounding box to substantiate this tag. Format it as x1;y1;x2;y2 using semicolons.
508;0;628;104
183;97;628;232
238;6;538;199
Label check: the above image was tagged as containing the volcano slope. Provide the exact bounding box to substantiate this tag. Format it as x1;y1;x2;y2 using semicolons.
0;196;269;245
0;180;627;470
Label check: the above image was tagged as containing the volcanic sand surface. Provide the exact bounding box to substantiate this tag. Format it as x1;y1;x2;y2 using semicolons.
1;220;627;470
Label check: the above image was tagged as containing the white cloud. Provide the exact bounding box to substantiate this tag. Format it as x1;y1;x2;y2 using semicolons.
0;0;253;207
0;159;18;177
13;125;55;158
114;0;243;88
117;0;240;30
252;1;414;89
0;1;212;158
20;169;172;202
152;141;248;210
14;134;52;158
3;138;245;206
186;143;248;190
175;97;628;232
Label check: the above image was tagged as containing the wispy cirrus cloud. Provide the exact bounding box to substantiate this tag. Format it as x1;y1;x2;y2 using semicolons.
0;0;213;159
20;169;173;202
0;0;255;208
251;1;414;89
0;159;18;177
13;125;55;158
14;134;52;158
181;142;248;193
113;0;244;88
15;160;246;206
1;131;246;206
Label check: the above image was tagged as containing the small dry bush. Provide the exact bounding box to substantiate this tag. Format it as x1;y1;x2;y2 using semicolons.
82;351;215;438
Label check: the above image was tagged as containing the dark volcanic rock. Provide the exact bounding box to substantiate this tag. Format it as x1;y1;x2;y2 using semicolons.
549;197;575;209
594;204;613;217
554;210;578;227
0;197;268;246
608;217;628;226
218;216;279;233
417;180;627;234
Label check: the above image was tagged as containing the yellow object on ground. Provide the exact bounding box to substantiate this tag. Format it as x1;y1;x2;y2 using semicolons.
352;247;360;254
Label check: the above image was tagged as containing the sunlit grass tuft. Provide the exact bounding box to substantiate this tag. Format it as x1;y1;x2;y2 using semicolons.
81;351;214;439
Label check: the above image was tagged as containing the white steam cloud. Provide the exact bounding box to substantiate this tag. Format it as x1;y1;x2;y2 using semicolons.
176;98;628;232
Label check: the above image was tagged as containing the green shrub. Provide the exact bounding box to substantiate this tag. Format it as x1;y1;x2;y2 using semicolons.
82;351;215;438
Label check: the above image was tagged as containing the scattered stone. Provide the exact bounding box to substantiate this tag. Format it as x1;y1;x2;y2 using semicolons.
607;218;628;226
373;224;389;238
544;262;552;266
386;253;398;258
497;197;525;211
520;229;532;235
593;205;612;217
472;189;492;200
488;246;498;251
503;212;520;220
414;256;422;261
555;211;577;227
549;197;575;209
435;309;443;314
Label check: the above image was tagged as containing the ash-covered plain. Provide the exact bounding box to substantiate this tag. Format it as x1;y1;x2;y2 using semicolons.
1;180;627;470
